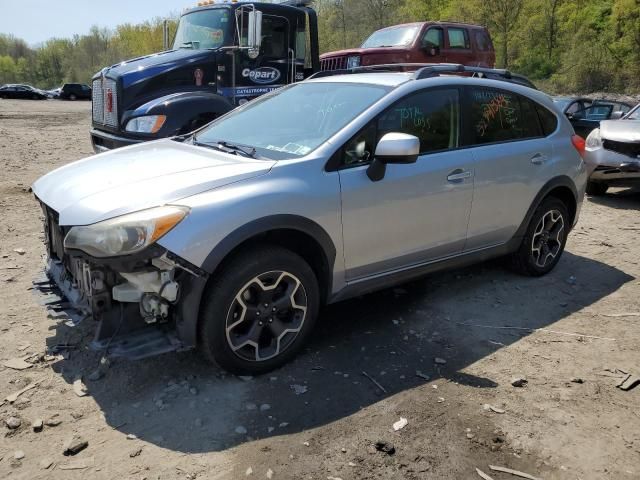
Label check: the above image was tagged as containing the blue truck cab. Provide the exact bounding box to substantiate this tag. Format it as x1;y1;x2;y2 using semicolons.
90;0;319;152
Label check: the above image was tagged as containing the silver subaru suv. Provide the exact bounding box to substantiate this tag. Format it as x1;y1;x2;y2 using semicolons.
33;65;587;374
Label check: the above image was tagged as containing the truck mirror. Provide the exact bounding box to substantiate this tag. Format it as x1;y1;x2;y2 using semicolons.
248;10;263;52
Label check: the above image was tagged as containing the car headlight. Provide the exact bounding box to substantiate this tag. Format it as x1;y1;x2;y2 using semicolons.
346;55;361;69
586;129;602;149
125;115;166;134
64;206;189;258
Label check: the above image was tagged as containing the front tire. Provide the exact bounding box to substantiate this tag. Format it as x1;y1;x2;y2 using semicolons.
586;181;608;196
69;93;77;101
511;197;569;276
199;245;320;374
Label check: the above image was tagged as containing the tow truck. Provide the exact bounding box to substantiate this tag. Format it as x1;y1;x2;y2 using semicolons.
90;0;319;152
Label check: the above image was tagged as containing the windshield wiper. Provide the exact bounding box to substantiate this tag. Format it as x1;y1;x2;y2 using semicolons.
192;138;258;158
217;141;258;158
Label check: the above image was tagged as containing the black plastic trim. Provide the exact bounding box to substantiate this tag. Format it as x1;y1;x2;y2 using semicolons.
201;214;337;276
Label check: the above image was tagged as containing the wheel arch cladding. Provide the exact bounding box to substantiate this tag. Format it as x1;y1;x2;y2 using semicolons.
177;215;336;347
515;176;578;240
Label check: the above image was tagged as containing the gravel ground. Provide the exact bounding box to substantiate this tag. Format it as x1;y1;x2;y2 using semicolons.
0;99;639;480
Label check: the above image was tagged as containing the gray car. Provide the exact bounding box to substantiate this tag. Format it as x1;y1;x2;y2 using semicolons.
32;65;587;374
584;103;640;195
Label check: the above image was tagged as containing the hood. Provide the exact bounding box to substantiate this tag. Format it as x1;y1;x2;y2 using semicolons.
32;139;275;226
97;49;219;112
599;120;640;143
101;49;214;88
320;46;411;59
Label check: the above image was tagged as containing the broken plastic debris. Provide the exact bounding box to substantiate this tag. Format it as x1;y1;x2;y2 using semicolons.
73;378;89;397
392;417;408;431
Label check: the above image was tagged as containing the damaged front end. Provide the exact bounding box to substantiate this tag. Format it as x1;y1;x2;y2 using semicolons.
40;203;208;359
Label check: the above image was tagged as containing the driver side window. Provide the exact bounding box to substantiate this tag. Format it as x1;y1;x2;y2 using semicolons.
422;27;443;48
342;88;460;166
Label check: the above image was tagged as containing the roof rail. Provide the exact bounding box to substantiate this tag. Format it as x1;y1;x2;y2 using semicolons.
308;63;451;80
309;63;536;89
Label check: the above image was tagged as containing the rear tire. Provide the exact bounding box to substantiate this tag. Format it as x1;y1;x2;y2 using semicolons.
510;197;569;277
199;245;320;375
586;181;608;196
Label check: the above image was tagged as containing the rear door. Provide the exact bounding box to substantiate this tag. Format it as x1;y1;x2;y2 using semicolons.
463;86;552;250
444;27;474;65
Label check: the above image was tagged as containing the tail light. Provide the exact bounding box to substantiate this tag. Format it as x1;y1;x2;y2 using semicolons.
571;134;586;159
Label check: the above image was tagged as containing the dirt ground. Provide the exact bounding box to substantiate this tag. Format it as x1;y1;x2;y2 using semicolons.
0;99;639;480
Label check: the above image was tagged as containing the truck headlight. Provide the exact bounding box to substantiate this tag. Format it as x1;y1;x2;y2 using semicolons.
125;115;166;134
64;206;189;258
586;129;602;149
346;55;361;69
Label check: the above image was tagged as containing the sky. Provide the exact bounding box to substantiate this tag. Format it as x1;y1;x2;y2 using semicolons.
0;0;185;46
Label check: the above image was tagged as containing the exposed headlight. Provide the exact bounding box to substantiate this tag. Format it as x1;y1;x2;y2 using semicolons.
346;55;361;69
125;115;166;134
64;206;189;258
586;129;602;149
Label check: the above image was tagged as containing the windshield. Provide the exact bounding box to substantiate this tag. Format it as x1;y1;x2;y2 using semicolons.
173;8;231;50
624;104;640;120
195;82;390;159
361;25;420;48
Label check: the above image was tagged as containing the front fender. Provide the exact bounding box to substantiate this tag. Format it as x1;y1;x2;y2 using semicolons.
123;91;234;137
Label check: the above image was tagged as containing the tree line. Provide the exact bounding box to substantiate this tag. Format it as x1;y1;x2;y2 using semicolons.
0;0;638;93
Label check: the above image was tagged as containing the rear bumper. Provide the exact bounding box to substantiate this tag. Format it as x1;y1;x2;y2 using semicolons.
90;128;145;153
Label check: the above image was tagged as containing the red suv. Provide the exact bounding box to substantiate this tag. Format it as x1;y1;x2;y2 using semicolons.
320;22;495;71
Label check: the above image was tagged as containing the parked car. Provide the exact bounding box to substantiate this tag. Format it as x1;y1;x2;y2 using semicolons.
33;65;586;374
59;83;92;100
46;87;62;99
553;96;633;138
320;22;495;71
584;103;640;195
0;84;48;100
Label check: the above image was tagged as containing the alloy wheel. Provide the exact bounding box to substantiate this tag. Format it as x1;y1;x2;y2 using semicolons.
225;270;308;362
531;209;565;268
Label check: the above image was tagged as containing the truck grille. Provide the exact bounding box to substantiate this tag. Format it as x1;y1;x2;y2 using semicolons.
603;139;640;159
320;56;348;71
92;77;119;128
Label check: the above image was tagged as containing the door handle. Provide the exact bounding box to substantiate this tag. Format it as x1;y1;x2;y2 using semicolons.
530;153;547;165
447;169;472;182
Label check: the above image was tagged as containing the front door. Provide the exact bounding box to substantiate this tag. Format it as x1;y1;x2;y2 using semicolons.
233;12;292;104
415;26;445;63
338;88;474;280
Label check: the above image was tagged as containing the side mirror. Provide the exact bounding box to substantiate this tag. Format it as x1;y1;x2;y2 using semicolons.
247;10;263;53
423;43;440;57
367;133;419;182
610;111;624;120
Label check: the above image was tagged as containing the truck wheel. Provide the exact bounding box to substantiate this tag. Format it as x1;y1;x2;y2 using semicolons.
199;245;320;374
510;197;569;277
585;181;608;196
69;94;77;100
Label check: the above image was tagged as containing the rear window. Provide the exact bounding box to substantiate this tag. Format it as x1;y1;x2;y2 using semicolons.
535;105;558;136
469;88;548;144
475;30;492;51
